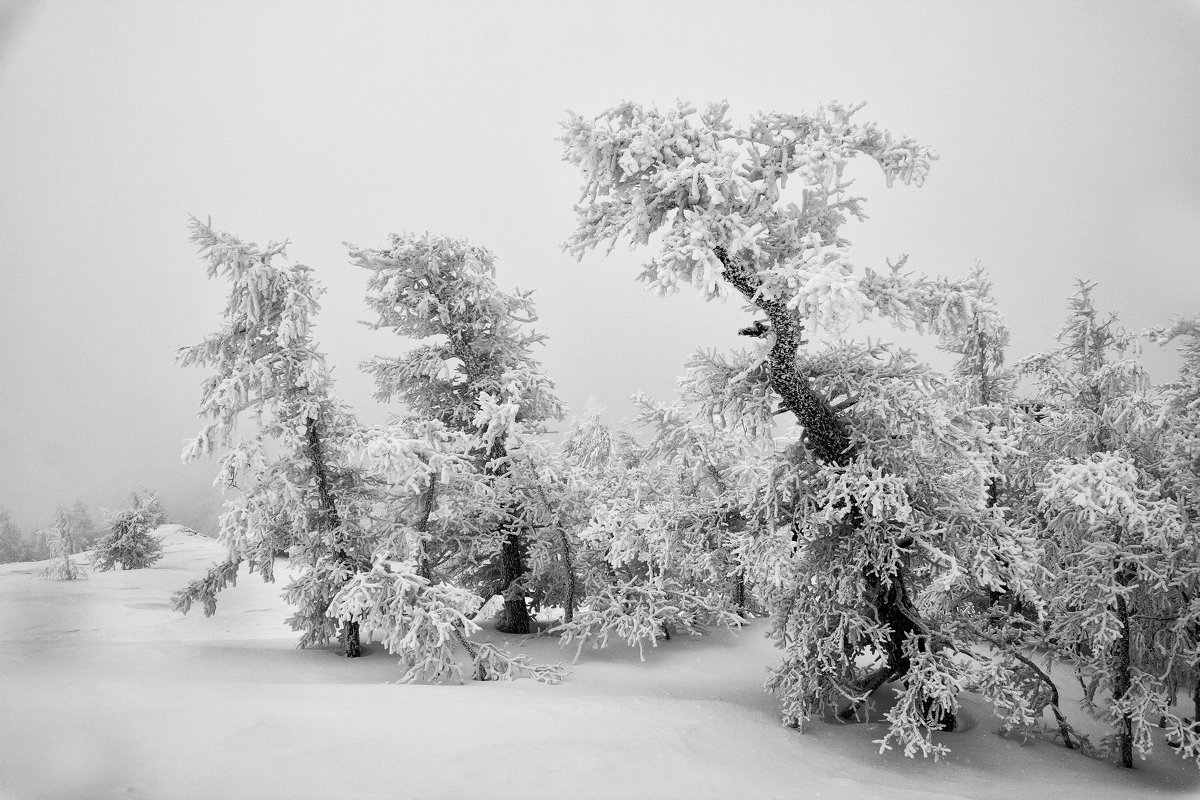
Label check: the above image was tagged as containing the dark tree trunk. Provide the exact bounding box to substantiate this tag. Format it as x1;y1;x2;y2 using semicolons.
1113;564;1134;768
342;621;362;658
414;473;438;581
715;247;851;467
732;569;747;612
495;531;530;633
485;438;531;635
716;245;944;724
558;528;578;624
305;417;361;658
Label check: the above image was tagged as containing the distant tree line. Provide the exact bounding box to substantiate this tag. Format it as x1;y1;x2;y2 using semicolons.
0;500;100;564
3;491;169;575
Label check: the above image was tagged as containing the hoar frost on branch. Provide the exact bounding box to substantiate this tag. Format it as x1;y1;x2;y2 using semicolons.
37;507;87;581
1009;283;1200;768
172;217;380;657
343;231;566;681
561;100;1042;759
92;490;167;571
553;398;762;662
173;220;563;683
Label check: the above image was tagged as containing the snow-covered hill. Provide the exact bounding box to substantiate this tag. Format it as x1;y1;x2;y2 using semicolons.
1;525;1196;799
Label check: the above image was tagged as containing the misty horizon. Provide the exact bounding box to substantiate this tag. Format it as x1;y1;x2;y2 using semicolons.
2;0;1198;532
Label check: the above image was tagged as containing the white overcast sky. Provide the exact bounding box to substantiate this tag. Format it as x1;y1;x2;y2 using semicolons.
1;0;1198;530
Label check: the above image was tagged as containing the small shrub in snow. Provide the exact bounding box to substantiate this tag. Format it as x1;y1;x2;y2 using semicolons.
37;507;86;581
93;491;166;571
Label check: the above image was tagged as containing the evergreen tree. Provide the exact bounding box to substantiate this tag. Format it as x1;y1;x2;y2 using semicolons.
1143;315;1200;760
64;500;100;551
350;233;563;634
1015;284;1200;767
554;386;760;661
172;217;375;657
323;416;566;682
0;507;28;564
37;506;86;581
561;101;1037;757
93;490;167;571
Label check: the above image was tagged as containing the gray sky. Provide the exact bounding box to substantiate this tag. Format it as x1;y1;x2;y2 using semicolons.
1;0;1198;531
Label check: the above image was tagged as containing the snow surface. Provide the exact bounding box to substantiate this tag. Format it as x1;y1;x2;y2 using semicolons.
2;525;1197;800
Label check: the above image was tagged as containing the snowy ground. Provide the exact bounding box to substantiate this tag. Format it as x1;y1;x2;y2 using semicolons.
1;526;1197;800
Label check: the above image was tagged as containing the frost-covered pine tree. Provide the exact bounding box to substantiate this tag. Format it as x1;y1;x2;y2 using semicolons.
37;506;86;581
554;396;755;661
323;416;567;684
0;507;28;564
551;406;643;629
65;500;100;551
350;233;562;634
1143;315;1200;760
173;217;376;657
938;266;1013;410
1017;283;1200;768
482;430;592;631
562;101;1038;758
93;490;167;571
909;269;1090;751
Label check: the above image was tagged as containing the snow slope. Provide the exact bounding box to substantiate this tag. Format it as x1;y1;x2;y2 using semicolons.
1;525;1197;800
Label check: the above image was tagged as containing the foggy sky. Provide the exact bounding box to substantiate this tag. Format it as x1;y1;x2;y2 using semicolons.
1;0;1198;532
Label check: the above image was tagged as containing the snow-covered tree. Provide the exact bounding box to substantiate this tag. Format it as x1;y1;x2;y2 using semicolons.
321;416;562;683
350;232;563;634
0;507;28;564
64;500;100;551
1145;315;1200;757
939;265;1013;410
554;396;755;661
93;490;167;571
1016;284;1200;768
562;101;1037;757
37;506;86;581
172;217;377;657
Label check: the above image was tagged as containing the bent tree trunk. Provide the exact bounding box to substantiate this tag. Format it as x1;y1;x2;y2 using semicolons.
716;246;940;720
306;417;361;658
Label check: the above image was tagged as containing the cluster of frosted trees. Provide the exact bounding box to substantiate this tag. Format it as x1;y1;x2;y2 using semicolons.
0;501;98;566
173;102;1200;770
21;490;168;578
91;490;167;571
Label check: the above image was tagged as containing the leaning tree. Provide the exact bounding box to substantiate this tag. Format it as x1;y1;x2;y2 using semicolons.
37;506;86;581
561;101;1037;756
173;218;377;657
